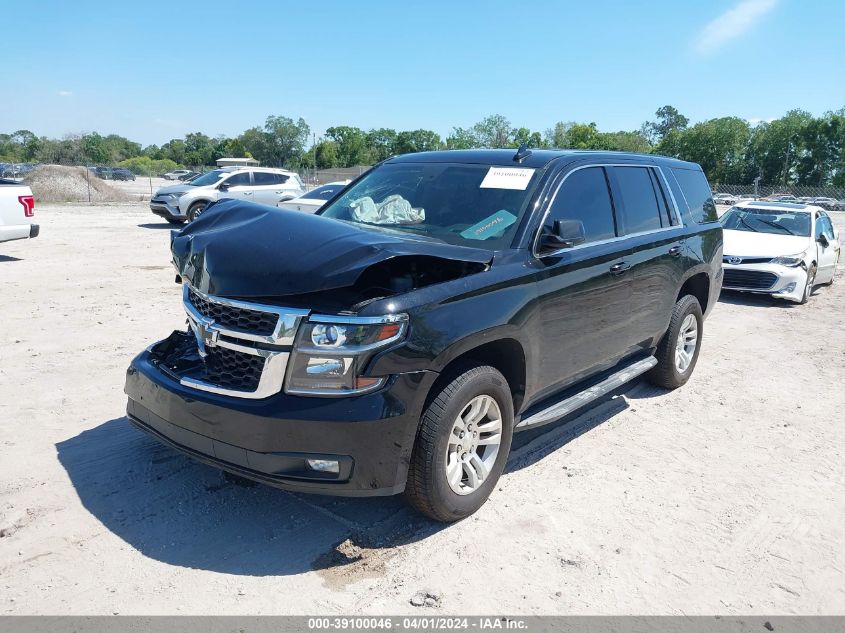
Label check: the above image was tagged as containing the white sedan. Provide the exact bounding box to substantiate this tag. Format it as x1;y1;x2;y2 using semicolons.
277;181;350;213
720;201;840;304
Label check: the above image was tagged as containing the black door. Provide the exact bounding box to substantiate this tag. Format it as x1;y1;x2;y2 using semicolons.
532;165;634;400
607;165;688;352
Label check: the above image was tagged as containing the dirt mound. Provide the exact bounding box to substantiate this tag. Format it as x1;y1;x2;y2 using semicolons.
25;165;131;203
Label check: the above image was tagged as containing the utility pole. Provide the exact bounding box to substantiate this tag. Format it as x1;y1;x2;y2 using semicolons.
782;140;791;188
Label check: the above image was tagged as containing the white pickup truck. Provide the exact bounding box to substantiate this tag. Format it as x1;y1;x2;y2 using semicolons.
0;179;38;244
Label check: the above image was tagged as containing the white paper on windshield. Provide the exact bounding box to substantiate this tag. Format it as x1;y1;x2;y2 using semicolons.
479;167;535;190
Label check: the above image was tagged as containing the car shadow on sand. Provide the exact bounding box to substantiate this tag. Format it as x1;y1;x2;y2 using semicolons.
718;289;798;308
137;223;179;230
57;390;634;576
0;254;22;262
56;417;444;577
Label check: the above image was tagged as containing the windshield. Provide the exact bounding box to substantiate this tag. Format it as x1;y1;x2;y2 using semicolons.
187;170;227;187
318;162;541;249
720;207;811;236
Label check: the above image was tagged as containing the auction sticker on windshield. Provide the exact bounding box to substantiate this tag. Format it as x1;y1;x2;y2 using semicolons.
479;167;535;190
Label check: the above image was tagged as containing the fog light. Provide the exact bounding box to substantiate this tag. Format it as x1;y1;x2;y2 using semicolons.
776;283;797;294
306;459;340;474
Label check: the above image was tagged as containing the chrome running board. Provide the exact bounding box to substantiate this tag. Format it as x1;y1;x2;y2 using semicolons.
516;356;658;429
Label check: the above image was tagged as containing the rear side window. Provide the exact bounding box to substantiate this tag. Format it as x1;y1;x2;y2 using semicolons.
671;168;717;223
613;167;663;234
546;167;617;244
253;172;289;185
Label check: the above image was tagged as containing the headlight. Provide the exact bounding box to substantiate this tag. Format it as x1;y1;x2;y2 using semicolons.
770;252;806;267
284;313;408;396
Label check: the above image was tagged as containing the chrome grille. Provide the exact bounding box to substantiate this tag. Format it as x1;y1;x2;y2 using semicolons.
187;287;279;336
179;285;309;399
204;346;266;392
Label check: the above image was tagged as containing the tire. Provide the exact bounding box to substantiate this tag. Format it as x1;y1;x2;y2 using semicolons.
187;201;207;222
798;265;816;304
647;295;704;389
404;365;514;522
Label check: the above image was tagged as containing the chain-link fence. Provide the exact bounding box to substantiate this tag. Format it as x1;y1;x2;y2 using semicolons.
711;182;845;201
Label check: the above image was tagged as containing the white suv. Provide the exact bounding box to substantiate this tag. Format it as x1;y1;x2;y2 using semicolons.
150;167;305;223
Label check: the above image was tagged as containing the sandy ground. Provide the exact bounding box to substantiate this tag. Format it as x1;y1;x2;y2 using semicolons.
0;203;844;615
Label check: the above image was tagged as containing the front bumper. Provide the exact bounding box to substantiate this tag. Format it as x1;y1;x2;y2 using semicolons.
722;262;808;302
150;198;184;220
125;347;436;496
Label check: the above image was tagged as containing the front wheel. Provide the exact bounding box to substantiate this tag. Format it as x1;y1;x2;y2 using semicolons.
187;201;207;222
799;265;816;304
648;295;703;389
404;365;514;522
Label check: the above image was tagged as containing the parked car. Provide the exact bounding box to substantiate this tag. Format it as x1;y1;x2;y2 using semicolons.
763;193;799;203
177;171;201;182
149;167;305;223
92;166;113;180
126;149;723;521
111;168;136;181
163;169;192;181
720;201;839;303
177;167;304;221
810;197;839;211
713;193;738;205
738;194;758;201
0;178;38;244
277;181;350;213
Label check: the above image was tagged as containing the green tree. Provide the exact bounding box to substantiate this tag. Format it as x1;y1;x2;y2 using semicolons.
642;105;689;145
261;115;310;167
446;127;479;149
325;126;369;167
314;140;339;169
663;117;751;184
366;128;398;162
394;129;441;154
510;127;544;148
472;114;513;148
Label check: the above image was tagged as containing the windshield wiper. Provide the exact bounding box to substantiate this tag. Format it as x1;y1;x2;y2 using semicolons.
738;216;759;232
752;218;796;235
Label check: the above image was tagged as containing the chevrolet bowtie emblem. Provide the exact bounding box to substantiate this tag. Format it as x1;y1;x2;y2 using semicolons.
191;317;218;358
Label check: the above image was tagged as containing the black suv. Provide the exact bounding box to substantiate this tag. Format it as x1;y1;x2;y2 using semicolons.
111;168;136;181
125;149;723;521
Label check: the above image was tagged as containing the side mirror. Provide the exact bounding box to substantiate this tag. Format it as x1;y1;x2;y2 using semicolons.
218;181;230;191
818;234;829;247
540;219;586;252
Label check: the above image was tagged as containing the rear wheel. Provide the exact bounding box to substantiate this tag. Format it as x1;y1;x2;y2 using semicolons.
405;365;513;522
648;295;703;389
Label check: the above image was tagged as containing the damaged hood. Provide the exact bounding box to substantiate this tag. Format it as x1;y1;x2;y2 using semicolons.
171;199;493;298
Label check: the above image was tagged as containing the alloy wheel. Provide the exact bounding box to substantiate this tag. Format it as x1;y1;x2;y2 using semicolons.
445;395;503;495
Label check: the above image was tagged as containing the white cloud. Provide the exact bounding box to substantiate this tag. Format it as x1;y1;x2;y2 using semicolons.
747;116;776;126
695;0;778;55
58;90;73;97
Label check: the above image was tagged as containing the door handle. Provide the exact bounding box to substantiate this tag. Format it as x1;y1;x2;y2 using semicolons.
609;262;631;275
668;245;682;257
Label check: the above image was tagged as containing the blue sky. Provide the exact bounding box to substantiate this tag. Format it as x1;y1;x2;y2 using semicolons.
2;0;843;146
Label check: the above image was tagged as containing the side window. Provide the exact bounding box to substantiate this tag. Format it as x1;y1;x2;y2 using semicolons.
671;167;718;223
546;167;617;244
613;167;663;234
821;217;835;240
815;215;824;239
224;172;251;187
253;172;288;185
